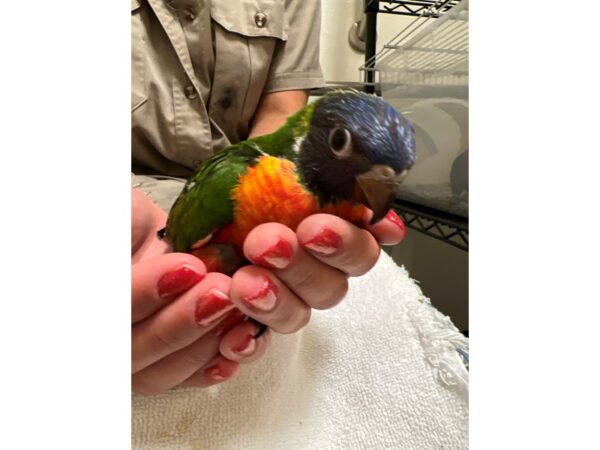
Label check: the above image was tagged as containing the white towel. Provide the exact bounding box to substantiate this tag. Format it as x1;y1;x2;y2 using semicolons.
132;176;469;449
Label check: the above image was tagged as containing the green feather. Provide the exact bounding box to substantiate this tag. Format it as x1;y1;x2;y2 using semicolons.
250;101;314;157
165;102;316;252
166;144;261;251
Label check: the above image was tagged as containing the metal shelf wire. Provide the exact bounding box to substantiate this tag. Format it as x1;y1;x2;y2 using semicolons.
367;0;461;18
361;0;468;87
393;199;468;251
359;0;469;251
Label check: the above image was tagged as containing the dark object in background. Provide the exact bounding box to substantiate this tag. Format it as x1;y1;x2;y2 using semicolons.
450;149;468;195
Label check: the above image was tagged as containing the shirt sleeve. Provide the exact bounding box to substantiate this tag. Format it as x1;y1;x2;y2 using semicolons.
263;0;326;93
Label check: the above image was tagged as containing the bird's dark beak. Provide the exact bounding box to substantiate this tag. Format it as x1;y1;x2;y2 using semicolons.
355;165;407;224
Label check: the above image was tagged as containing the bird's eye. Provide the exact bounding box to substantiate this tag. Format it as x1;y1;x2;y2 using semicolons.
328;127;352;158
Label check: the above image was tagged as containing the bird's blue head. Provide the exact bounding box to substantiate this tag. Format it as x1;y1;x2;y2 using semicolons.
297;90;416;223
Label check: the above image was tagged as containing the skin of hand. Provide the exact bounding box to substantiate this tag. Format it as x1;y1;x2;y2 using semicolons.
132;189;271;395
132;188;405;395
132;91;407;395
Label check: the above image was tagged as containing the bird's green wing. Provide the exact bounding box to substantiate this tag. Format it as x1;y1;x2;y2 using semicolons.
165;143;263;252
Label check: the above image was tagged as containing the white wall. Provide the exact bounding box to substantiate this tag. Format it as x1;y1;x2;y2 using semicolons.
320;0;414;83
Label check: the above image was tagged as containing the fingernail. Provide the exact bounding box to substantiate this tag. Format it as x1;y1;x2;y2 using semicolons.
242;277;279;311
212;309;246;337
195;288;235;327
157;266;205;298
254;239;293;269
233;335;257;356
203;363;228;381
301;228;342;255
386;210;407;238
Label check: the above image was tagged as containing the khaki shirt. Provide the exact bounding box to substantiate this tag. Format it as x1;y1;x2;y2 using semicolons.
132;0;325;177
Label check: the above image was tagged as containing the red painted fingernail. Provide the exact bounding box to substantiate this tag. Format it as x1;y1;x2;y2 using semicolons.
233;335;257;356
301;228;342;255
203;363;228;381
386;210;407;239
157;266;205;298
242;277;279;311
195;288;235;327
254;239;293;269
212;309;246;337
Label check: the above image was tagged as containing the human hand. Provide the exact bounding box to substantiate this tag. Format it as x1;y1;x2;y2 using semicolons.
226;210;406;335
131;189;271;395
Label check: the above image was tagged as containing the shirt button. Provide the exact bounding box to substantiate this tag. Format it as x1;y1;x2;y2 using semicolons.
185;85;197;99
183;9;195;21
254;12;267;28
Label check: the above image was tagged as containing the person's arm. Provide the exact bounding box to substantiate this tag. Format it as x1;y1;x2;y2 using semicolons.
247;90;309;138
246;0;322;138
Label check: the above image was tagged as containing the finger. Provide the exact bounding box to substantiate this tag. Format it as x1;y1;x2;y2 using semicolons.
132;273;234;373
131;189;170;262
179;355;240;389
219;320;271;364
132;332;221;395
133;307;251;394
132;253;207;323
132;189;156;256
230;266;311;334
363;209;407;246
296;214;381;277
243;223;349;310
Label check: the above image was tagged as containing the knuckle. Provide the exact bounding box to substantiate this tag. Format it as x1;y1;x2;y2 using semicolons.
149;326;186;355
288;266;349;310
288;263;321;288
180;349;213;367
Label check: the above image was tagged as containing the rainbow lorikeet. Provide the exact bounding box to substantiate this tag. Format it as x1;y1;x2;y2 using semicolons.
162;90;416;272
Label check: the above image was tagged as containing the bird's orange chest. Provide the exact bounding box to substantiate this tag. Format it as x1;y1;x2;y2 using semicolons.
212;156;366;247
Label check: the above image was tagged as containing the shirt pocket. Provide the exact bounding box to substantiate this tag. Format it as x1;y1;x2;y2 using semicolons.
208;0;288;143
131;0;148;111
